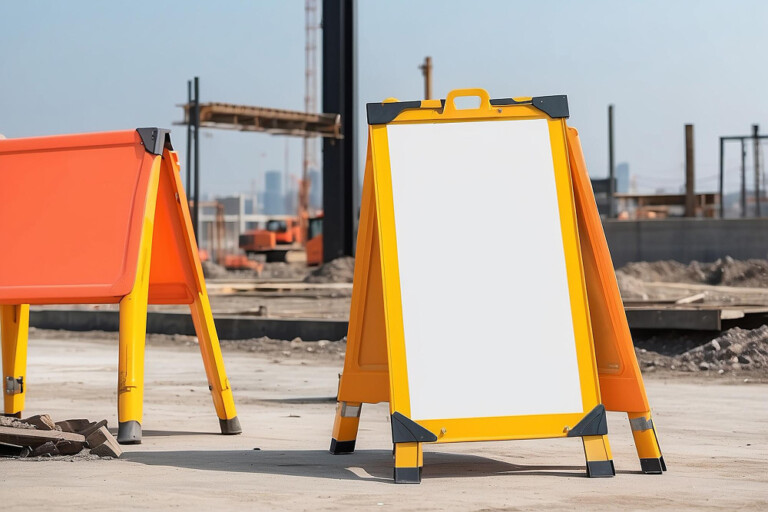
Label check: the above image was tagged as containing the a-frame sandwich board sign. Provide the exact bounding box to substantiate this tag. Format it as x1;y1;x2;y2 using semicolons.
330;89;615;483
0;128;241;444
566;127;665;474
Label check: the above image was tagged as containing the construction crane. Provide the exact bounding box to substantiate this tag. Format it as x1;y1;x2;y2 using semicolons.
300;0;319;231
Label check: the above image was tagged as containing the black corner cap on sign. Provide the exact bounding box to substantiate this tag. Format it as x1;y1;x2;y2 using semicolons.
391;412;438;443
136;127;173;155
367;101;422;125
531;95;569;119
567;404;608;437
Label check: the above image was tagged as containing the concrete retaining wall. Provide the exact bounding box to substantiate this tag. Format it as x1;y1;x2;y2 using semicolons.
29;309;349;342
604;218;768;267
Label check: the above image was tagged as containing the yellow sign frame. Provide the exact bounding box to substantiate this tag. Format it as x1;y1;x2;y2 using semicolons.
331;89;617;483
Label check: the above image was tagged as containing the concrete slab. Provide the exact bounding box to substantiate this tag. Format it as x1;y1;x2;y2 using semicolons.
0;336;766;511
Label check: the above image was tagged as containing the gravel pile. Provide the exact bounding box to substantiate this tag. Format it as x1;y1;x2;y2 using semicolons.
636;326;768;374
304;257;355;283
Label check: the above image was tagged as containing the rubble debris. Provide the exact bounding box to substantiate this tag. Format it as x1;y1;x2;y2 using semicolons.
304;257;355;284
79;419;108;438
0;441;27;457
30;441;60;457
635;326;768;375
56;418;91;433
23;414;57;431
86;426;122;458
0;416;36;429
0;415;118;459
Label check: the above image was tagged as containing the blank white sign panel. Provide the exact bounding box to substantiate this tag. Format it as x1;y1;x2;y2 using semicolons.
386;118;584;421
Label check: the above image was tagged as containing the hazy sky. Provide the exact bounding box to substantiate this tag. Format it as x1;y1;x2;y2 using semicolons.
2;0;767;199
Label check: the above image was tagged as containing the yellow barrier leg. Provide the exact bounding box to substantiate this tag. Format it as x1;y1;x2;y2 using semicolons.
189;292;241;434
330;401;361;454
394;442;424;484
117;285;150;444
1;304;29;418
582;435;615;477
628;411;666;474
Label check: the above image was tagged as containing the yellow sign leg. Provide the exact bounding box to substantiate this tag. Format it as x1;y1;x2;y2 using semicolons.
582;435;615;477
117;157;160;444
117;270;151;444
1;304;29;417
330;401;362;454
628;411;666;474
189;292;241;434
394;442;424;484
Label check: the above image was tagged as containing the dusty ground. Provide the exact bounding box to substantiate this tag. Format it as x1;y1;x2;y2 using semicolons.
1;332;766;511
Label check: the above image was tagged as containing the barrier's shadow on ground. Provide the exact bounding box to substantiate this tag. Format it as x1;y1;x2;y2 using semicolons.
123;449;586;482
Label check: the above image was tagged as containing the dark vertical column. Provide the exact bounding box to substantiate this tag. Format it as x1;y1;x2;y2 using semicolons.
420;56;433;100
186;80;193;202
608;104;615;218
193;76;201;237
322;0;356;262
718;137;725;218
753;124;761;217
741;139;747;218
684;124;695;217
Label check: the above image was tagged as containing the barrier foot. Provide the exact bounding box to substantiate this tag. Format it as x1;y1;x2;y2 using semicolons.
117;420;142;444
330;401;361;454
582;435;615;478
628;411;666;474
394;442;423;484
219;416;242;435
1;304;29;418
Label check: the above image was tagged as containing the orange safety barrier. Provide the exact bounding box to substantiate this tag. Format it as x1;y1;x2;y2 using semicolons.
567;126;665;473
0;128;241;443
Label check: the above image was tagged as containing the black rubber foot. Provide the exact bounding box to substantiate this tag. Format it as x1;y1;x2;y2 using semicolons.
117;420;142;445
1;412;22;419
394;467;422;484
219;417;242;435
586;460;615;478
330;439;356;454
640;457;666;474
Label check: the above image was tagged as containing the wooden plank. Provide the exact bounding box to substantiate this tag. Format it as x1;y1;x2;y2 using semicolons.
0;426;85;447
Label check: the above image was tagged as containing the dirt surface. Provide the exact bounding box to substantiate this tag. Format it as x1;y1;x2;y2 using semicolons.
618;257;768;288
304;257;355;284
1;332;766;511
203;261;311;281
617;257;768;301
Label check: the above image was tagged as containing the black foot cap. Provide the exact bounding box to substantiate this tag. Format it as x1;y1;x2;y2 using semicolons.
586;460;615;478
330;438;356;454
219;417;242;435
117;421;142;445
640;457;666;474
394;467;422;484
1;412;22;419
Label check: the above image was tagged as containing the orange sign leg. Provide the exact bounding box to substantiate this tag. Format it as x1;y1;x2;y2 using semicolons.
330;138;390;454
567;126;665;474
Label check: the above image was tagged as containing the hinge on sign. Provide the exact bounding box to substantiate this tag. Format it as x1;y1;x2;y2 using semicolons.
5;376;23;395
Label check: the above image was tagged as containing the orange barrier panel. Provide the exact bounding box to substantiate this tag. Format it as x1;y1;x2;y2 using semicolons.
567;126;665;473
0;128;240;444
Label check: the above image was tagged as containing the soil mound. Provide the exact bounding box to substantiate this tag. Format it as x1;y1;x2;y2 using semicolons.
304;257;355;284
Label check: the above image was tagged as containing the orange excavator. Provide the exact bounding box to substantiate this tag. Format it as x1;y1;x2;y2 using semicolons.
238;216;305;263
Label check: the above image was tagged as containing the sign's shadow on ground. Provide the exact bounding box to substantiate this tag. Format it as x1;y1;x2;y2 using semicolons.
122;449;588;482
